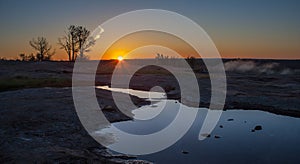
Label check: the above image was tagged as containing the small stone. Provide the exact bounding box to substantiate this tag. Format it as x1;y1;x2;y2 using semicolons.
227;118;234;121
200;133;211;138
219;125;223;128
254;125;262;131
214;135;221;139
181;150;189;154
251;129;255;132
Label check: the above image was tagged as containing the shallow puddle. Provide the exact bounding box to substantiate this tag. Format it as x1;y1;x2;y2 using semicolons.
96;86;300;163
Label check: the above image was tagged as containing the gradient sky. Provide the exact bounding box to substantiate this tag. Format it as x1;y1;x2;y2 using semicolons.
0;0;299;60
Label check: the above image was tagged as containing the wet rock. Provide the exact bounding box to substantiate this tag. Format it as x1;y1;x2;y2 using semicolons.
200;133;211;138
227;118;234;121
93;148;136;159
124;160;154;164
254;125;262;131
0;87;153;163
251;129;255;132
181;150;189;154
219;125;223;128
214;135;221;139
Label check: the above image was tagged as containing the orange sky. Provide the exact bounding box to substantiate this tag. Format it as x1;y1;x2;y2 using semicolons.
5;29;299;60
100;31;199;60
85;30;300;60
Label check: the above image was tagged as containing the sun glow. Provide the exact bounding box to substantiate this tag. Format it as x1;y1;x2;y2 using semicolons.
117;56;123;61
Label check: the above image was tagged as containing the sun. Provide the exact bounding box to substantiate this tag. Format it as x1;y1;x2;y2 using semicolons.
117;56;123;61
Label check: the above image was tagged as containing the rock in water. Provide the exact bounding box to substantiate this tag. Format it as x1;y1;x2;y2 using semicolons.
214;135;221;139
227;118;234;121
182;150;189;154
200;133;211;138
254;125;262;131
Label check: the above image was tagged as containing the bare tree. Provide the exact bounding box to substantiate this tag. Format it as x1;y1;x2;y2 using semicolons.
59;25;95;61
69;25;78;61
29;37;55;61
58;32;72;61
76;26;89;53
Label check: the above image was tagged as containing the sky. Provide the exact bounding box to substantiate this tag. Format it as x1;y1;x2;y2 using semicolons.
0;0;299;60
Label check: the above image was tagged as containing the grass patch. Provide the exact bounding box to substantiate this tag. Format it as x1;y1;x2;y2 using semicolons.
0;76;71;92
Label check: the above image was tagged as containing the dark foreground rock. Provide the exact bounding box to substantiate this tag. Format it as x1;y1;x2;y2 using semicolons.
0;87;151;163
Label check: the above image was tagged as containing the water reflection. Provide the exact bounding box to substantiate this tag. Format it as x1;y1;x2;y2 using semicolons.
96;86;300;163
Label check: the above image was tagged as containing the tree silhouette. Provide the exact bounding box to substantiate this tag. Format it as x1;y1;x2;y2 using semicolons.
76;26;89;53
58;25;95;61
58;32;72;61
29;37;55;61
69;25;77;61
